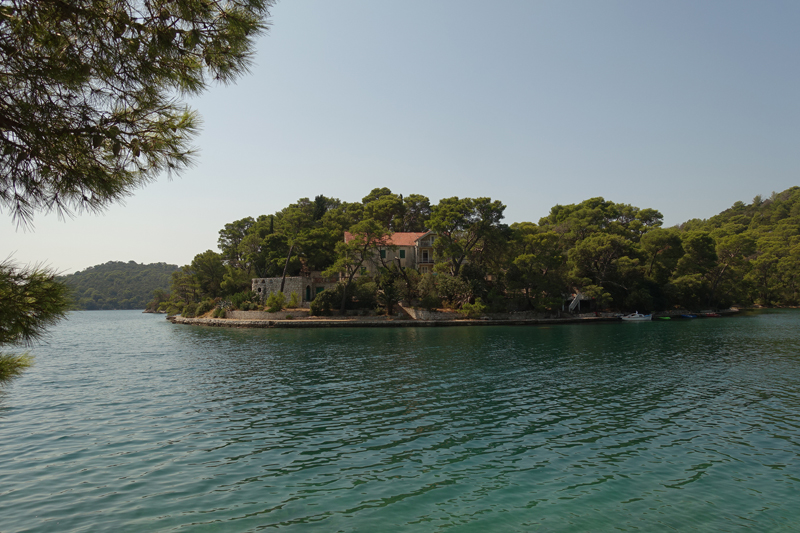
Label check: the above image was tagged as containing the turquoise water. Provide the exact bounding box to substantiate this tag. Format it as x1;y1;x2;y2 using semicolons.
1;310;799;532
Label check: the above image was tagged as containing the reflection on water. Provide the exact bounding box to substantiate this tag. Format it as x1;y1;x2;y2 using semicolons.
1;310;799;531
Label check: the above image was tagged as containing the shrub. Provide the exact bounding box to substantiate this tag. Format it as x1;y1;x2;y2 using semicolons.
284;314;293;320
310;287;339;316
266;291;286;312
212;307;226;318
182;302;198;318
485;288;509;313
230;290;257;310
351;278;378;309
377;280;401;315
458;297;487;319
196;299;215;316
437;273;471;308
419;294;441;312
288;292;300;308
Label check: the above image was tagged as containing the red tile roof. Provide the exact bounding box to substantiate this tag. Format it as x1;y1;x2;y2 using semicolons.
344;231;428;246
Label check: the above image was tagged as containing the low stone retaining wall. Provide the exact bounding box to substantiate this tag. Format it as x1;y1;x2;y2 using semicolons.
227;310;310;320
168;315;620;329
401;307;460;321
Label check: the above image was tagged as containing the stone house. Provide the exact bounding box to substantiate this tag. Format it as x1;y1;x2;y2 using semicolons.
251;273;338;305
252;231;438;304
343;230;437;276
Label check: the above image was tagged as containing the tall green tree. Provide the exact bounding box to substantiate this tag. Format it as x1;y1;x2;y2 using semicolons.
363;188;404;231
401;194;431;232
275;199;315;291
324;219;389;313
427;197;506;276
218;217;255;268
190;250;225;299
507;230;566;310
640;227;684;285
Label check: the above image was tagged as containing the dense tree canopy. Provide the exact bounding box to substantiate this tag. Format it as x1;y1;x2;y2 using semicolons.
147;186;800;317
60;261;177;309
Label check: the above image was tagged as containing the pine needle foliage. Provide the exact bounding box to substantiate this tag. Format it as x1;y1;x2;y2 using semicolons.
0;353;33;384
0;0;274;224
0;259;70;346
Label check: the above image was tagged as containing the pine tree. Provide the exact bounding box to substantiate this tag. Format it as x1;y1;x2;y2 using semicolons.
0;0;274;224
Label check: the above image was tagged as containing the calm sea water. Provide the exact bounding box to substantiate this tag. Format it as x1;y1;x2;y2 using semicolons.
1;310;799;532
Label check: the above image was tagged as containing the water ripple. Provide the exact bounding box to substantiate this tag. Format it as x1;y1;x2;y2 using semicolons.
0;310;799;531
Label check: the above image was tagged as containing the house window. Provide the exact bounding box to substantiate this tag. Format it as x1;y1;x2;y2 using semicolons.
422;250;430;262
399;250;405;259
380;249;386;259
360;266;367;275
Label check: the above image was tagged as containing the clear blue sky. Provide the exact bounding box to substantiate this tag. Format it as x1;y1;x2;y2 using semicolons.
4;0;799;273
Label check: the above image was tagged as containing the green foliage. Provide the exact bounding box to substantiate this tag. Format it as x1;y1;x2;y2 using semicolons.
377;279;401;315
196;299;216;316
182;302;198;318
266;291;286;312
1;260;70;346
146;288;170;313
1;260;69;384
230;290;257;310
220;265;253;295
427;196;507;276
60;261;177;310
1;0;274;225
190;251;225;299
179;186;800;316
0;353;33;385
351;277;378;309
218;217;256;269
310;288;338;316
416;274;441;310
419;294;442;312
288;292;300;308
435;273;472;308
458;298;487;319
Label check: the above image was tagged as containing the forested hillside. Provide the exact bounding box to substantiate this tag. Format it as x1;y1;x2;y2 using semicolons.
678;187;800;307
152;186;800;317
61;261;178;310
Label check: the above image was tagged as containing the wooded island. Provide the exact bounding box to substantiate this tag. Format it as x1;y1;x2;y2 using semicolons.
151;187;800;318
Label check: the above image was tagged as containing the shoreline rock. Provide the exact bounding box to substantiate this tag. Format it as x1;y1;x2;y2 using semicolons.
166;308;741;329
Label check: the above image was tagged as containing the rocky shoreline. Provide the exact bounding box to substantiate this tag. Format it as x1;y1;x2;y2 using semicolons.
167;308;740;329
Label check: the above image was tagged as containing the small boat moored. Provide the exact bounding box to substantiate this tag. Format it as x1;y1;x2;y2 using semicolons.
621;311;652;321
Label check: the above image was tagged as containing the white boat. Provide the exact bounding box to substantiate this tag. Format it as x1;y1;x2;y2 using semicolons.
621;311;652;321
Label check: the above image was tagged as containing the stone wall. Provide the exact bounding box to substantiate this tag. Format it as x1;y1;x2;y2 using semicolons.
228;310;310;320
402;307;461;321
252;276;310;303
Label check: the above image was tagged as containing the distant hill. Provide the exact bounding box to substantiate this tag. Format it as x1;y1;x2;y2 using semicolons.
60;261;178;310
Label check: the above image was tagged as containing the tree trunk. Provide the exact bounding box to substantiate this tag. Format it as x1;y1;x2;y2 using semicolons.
340;282;348;314
280;243;295;293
